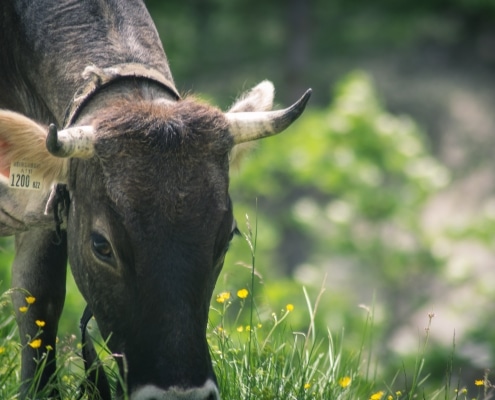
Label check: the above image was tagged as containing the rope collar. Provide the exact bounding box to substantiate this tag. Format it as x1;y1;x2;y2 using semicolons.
63;63;181;127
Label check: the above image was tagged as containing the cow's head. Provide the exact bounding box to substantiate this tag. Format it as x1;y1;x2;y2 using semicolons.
0;81;310;399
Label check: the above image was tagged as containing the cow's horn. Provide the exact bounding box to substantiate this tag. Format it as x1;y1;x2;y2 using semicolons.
46;124;95;158
226;88;312;144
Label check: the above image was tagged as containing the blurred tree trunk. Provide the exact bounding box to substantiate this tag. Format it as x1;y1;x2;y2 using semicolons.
285;0;310;101
192;0;213;72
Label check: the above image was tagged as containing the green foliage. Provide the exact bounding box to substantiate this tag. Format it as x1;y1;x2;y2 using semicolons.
0;237;14;294
220;72;449;355
0;289;19;400
232;70;448;244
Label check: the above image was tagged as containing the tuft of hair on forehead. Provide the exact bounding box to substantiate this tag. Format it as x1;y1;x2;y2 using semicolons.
93;97;232;154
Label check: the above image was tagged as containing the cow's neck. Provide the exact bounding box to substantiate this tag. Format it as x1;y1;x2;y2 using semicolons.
3;0;176;126
65;63;180;127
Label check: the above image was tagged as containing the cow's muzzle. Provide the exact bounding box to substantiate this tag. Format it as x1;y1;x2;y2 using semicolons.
130;379;220;400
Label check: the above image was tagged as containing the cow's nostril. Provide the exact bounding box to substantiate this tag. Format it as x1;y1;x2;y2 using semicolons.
130;380;220;399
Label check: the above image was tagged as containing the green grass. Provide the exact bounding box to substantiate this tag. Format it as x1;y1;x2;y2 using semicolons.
0;285;493;399
0;221;493;400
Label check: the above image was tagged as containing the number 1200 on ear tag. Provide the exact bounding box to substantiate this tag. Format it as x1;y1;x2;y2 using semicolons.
9;161;43;191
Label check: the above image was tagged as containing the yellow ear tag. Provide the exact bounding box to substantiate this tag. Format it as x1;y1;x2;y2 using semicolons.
9;161;43;191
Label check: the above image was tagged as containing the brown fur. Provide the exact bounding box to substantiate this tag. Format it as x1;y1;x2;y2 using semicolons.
93;97;232;153
84;97;233;214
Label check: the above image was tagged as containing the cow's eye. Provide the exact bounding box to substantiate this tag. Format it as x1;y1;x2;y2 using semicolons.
223;222;240;253
91;233;113;261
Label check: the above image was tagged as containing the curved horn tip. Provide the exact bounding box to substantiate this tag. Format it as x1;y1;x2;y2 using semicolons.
273;87;313;132
45;125;95;158
285;88;312;119
46;123;62;155
228;88;313;145
297;88;312;110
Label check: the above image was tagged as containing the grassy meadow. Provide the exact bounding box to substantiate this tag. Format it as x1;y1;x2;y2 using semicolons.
0;224;492;400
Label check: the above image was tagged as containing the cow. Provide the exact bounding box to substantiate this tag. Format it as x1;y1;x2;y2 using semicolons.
0;1;311;399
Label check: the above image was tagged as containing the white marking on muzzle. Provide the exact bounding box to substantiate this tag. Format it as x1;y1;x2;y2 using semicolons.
130;379;220;400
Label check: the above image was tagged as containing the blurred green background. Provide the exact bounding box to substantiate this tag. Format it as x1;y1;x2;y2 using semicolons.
2;0;495;393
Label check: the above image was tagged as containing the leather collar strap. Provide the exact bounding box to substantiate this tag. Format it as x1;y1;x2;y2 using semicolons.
64;63;181;127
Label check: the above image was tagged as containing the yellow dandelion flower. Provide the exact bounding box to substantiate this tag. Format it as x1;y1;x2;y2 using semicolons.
304;383;311;390
28;339;42;349
216;292;231;304
237;288;249;299
19;306;28;313
339;376;352;388
370;391;384;400
475;379;484;386
35;320;46;328
286;304;294;312
0;346;5;354
25;296;36;304
236;326;244;333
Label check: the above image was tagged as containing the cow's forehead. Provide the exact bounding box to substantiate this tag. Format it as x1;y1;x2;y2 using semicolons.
70;140;230;237
92;97;232;154
104;154;229;215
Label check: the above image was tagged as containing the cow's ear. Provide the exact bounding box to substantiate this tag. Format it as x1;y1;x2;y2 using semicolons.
0;110;68;184
0;111;69;235
227;81;275;167
228;80;274;113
